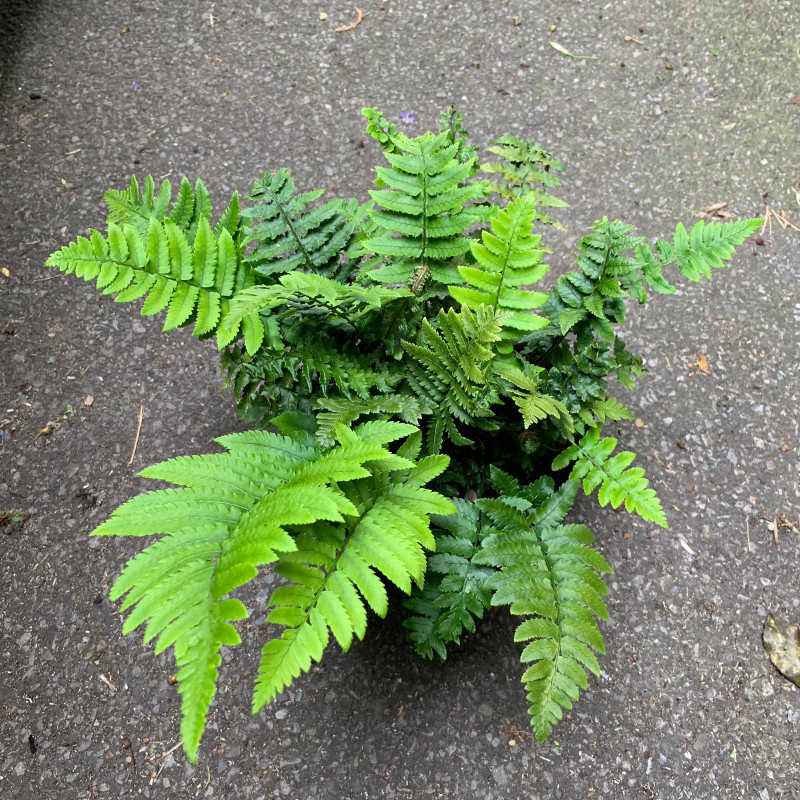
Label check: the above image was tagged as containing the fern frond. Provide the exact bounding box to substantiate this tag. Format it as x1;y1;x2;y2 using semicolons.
654;218;763;282
472;475;612;742
366;129;485;292
495;364;573;433
104;174;172;230
480;136;568;228
552;427;668;527
403;499;493;658
92;424;411;762
314;394;422;448
253;446;454;711
401;305;504;452
545;219;644;339
242;169;366;278
545;216;762;343
45;182;267;353
362;106;401;155
438;105;480;166
576;396;633;430
450;194;550;339
223;270;410;333
103;175;221;243
221;338;404;425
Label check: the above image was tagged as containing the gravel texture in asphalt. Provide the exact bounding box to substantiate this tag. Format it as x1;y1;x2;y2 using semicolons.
1;1;799;798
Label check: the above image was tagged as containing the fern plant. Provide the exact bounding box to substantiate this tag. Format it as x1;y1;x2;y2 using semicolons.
46;106;762;762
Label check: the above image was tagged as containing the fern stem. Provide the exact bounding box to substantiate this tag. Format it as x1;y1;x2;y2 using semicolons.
297;295;362;334
385;158;433;339
420;161;429;284
492;204;525;314
536;529;564;721
260;184;315;271
383;297;410;340
535;332;567;366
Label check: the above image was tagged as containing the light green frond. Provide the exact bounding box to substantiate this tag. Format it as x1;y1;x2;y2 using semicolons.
314;395;422;448
480;136;568;228
450;195;550;339
655;218;763;283
90;423;411;763
552;427;668;527
252;449;453;712
104;174;173;230
45;180;266;353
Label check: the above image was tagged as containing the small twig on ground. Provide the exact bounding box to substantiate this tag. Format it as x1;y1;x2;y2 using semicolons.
99;673;117;692
161;740;184;759
761;205;800;235
761;206;772;237
746;517;751;553
128;404;144;465
148;740;182;785
779;514;799;535
149;761;165;785
336;7;364;31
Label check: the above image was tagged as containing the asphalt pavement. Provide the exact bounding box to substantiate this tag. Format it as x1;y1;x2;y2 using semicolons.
1;1;799;797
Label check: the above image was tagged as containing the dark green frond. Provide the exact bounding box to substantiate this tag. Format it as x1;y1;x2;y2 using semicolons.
222;339;404;425
472;476;611;742
401;305;504;452
366;129;485;295
242;169;367;278
403;499;493;658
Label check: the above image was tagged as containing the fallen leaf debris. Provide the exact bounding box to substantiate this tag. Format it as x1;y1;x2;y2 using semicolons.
763;614;800;688
690;352;710;374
